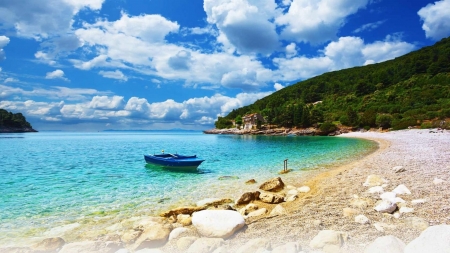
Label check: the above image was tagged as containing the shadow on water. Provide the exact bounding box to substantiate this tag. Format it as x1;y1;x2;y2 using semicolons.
144;164;212;175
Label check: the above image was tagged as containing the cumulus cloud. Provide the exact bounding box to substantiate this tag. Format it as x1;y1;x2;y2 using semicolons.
285;42;298;58
168;50;192;70
45;69;69;81
0;35;10;61
0;84;107;101
99;70;128;81
274;83;284;91
204;0;279;54
276;0;370;44
418;0;450;40
89;96;125;110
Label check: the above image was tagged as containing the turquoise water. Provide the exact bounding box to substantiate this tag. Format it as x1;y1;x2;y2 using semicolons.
0;131;376;245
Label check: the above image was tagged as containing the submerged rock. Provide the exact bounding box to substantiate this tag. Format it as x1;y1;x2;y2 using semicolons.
245;179;257;184
32;237;65;252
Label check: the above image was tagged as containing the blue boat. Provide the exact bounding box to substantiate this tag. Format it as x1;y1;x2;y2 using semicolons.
144;153;205;170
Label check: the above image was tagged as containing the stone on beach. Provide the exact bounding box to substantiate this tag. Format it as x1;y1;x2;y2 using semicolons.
363;175;388;187
186;238;224;253
132;222;171;250
392;184;411;195
309;230;348;253
259;177;285;192
121;230;142;244
433;178;445;184
285;189;299;202
411;199;427;205
160;206;205;218
176;237;198;251
343;208;359;217
192;210;245;238
270;204;287;216
374;200;397;214
32;237;66;253
259;192;285;204
236;238;271;253
169;227;188;241
246;208;267;218
399;206;414;213
196;198;233;207
177;214;192;226
239;203;259;216
235;191;260;205
355;214;370;224
297;186;311;193
363;235;405;253
367;186;384;194
392;166;406;173
404;225;450;253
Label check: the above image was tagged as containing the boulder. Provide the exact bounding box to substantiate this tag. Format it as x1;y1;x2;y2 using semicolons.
259;192;285;204
392;166;406;173
186;238;224;253
374;200;397;214
297;186;311;193
59;241;121;253
236;238;271;253
32;237;65;252
309;230;348;252
246;208;267;218
355;215;370;224
343;208;358;217
364;235;405;253
270;205;287;216
235;191;260;205
245;179;257;184
271;242;301;253
404;225;450;253
160;206;205;218
404;217;429;231
177;237;198;251
363;175;387;187
192;210;245;238
133;222;171;250
259;177;285;192
196;198;233;207
169;227;188;241
392;184;411;195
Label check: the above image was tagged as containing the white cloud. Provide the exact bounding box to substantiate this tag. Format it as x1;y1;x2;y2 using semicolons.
285;42;298;58
99;70;128;81
0;84;107;101
4;77;19;83
274;83;284;91
276;0;370;44
362;36;416;65
204;0;279;54
418;0;450;41
89;96;125;110
45;69;69;81
353;20;386;33
0;35;10;61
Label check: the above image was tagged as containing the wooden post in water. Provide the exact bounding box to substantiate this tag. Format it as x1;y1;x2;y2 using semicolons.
284;159;288;172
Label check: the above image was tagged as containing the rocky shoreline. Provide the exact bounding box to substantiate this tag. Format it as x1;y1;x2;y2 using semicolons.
2;129;450;253
203;127;352;136
0;127;38;133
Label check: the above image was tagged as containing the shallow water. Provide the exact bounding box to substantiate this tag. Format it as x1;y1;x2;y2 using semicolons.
0;131;376;245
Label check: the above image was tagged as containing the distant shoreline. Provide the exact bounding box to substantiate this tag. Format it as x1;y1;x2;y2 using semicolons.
203;126;353;136
0;127;38;133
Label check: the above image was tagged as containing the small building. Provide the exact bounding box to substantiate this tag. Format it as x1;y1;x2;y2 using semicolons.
243;113;265;130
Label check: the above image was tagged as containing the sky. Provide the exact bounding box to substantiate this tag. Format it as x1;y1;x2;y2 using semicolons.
0;0;450;131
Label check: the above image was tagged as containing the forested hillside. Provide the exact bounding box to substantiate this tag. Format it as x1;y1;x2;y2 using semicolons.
0;109;37;132
217;37;450;130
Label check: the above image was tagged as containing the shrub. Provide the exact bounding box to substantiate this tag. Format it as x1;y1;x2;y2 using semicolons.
376;114;393;129
319;122;337;134
421;122;432;129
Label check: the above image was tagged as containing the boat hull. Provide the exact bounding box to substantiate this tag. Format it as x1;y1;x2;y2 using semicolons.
144;154;204;170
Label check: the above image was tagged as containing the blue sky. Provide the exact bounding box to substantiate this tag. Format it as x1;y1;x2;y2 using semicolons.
1;0;449;131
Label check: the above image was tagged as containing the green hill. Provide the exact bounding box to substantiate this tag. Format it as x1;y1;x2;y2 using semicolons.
0;109;37;133
217;37;450;130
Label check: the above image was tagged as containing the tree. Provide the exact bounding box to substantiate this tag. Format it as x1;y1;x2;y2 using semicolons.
215;117;233;129
376;114;393;129
235;115;243;128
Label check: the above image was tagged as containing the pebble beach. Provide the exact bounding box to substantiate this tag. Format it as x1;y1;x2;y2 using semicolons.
3;129;450;253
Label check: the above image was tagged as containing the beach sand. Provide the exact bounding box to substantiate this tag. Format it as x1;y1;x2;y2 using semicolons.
159;129;450;252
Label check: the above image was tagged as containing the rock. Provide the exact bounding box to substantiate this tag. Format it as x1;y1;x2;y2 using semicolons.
235;191;260;205
236;238;271;253
309;230;348;252
433;178;445;184
192;210;245;238
364;235;406;253
245;179;257;184
177;237;198;251
399;206;414;213
392;184;411;195
355;215;370;224
343;208;358;217
350;198;372;209
32;237;65;252
259;192;285;204
160;206;206;218
186;238;224;253
393;212;401;219
404;225;450;253
169;227;188;241
246;208;267;218
271;242;301;253
121;230;142;244
239;203;259;215
196;198;233;207
270;205;286;216
59;241;120;253
363;175;388;187
392;166;406;173
177;214;192;226
411;199;426;205
374;200;397;214
133;222;171;250
286;185;296;190
368;186;384;194
380;192;397;201
297;186;310;193
259;177;285;192
313;220;323;227
404;217;429;231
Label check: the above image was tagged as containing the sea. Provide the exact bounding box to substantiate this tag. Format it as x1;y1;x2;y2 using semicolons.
0;131;377;245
